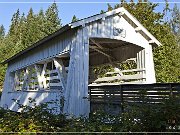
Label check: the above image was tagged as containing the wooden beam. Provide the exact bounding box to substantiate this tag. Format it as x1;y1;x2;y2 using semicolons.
148;40;154;44
14;71;20;91
89;45;111;51
89;39;120;68
106;68;146;75
119;11;125;16
89;46;115;60
53;58;66;90
94;73;146;83
35;65;43;90
135;27;141;32
22;68;29;90
41;63;47;89
90;38;104;50
26;67;33;90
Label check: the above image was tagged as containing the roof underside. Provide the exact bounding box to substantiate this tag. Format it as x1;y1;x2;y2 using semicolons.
2;7;161;64
89;37;142;67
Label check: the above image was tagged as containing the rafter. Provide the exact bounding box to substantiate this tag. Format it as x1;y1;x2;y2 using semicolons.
90;38;104;50
89;45;115;60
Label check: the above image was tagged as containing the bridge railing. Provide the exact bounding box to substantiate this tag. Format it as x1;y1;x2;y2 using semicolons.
88;83;180;113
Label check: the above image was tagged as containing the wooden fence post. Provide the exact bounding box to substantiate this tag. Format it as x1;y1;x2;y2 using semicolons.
120;85;124;113
170;83;173;98
89;86;92;113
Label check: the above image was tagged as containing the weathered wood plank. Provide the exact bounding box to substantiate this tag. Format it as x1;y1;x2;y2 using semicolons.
46;76;59;81
94;74;145;82
106;68;145;75
89;83;180;113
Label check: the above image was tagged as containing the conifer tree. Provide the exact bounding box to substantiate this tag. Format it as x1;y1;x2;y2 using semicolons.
0;3;62;89
9;9;20;36
0;25;5;38
37;9;47;38
107;4;113;11
71;15;78;22
45;3;61;35
170;4;180;45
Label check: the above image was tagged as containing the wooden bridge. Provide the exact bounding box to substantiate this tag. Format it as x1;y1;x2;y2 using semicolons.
1;7;162;116
88;83;180;114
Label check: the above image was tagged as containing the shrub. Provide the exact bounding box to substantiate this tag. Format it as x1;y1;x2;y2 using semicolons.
0;96;180;133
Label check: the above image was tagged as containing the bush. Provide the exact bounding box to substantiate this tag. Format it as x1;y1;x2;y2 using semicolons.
0;97;180;133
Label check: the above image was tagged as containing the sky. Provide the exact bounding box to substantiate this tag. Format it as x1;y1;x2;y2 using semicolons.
0;0;179;33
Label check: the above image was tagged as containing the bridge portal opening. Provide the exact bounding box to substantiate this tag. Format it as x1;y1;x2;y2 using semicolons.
88;37;145;86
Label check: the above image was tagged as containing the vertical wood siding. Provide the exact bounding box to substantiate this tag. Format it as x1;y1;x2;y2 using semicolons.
64;27;90;116
8;30;74;72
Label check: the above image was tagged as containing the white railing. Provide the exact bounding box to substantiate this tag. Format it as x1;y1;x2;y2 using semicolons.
89;68;146;86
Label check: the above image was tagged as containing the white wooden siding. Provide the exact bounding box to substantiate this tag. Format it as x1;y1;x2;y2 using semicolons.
0;91;62;113
8;30;73;72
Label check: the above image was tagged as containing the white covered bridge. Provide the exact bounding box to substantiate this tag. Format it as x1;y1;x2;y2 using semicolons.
0;7;161;116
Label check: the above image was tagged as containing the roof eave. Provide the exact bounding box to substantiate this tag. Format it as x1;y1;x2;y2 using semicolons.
70;7;162;47
2;7;162;64
2;24;71;64
121;8;162;47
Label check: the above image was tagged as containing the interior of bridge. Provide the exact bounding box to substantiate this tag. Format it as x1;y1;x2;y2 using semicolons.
88;37;146;85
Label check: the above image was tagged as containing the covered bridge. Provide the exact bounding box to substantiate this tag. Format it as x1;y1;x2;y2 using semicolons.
0;7;161;116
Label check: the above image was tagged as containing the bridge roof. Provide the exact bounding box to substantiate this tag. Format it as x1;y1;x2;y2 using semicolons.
2;7;161;64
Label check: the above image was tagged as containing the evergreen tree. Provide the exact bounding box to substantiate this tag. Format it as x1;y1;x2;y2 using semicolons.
9;9;20;36
22;8;38;48
170;4;180;45
71;15;78;22
0;25;5;38
37;9;47;38
44;3;61;35
107;4;113;11
100;10;105;14
0;3;62;89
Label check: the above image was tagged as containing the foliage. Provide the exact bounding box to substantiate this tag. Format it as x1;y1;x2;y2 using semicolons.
98;0;180;83
170;4;180;45
0;3;61;90
71;15;79;22
0;96;180;132
0;25;5;38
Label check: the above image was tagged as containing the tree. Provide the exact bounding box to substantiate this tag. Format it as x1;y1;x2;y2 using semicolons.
0;25;5;38
0;3;62;89
71;15;78;22
107;4;113;11
170;4;180;45
44;3;61;35
9;9;20;36
105;0;180;82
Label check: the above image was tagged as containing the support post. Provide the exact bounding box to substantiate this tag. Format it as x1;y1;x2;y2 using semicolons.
53;58;66;91
144;45;156;83
22;68;29;90
41;63;47;89
35;64;44;90
14;71;20;91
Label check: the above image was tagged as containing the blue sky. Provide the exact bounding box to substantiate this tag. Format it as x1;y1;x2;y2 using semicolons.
0;0;179;33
